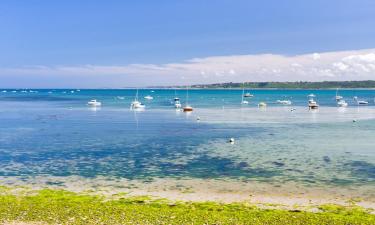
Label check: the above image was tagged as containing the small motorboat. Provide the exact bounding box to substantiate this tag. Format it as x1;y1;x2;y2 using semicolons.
183;105;193;112
258;102;267;107
337;99;348;107
357;101;369;105
241;100;249;104
308;94;319;109
1;90;7;93
308;99;319;109
335;95;343;101
244;93;254;98
354;96;368;106
87;99;102;107
276;100;292;105
144;95;153;100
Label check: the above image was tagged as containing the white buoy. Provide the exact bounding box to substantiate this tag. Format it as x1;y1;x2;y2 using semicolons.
229;138;235;144
353;119;357;123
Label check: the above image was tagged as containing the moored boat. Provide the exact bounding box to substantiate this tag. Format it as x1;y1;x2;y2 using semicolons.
276;100;292;105
258;102;267;107
308;94;319;109
183;86;193;112
144;95;153;100
337;99;348;107
354;96;368;106
131;89;146;109
87;99;102;107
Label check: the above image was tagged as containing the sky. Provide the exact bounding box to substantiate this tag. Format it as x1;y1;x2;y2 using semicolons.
0;0;375;88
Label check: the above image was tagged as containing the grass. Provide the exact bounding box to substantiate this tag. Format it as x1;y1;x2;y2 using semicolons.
0;189;374;224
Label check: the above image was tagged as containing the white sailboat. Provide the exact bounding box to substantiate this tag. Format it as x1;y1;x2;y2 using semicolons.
173;90;182;108
241;82;253;98
335;88;343;101
241;83;249;104
353;96;368;106
334;88;348;107
130;89;145;109
183;86;193;112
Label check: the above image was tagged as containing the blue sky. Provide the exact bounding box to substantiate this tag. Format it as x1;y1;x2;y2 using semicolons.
1;0;375;87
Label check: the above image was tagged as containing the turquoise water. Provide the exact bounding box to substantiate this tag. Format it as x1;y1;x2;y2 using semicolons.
0;89;375;187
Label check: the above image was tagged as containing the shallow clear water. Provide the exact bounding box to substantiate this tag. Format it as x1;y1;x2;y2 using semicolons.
0;89;375;188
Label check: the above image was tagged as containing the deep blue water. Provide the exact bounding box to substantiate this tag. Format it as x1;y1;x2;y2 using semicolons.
0;89;375;187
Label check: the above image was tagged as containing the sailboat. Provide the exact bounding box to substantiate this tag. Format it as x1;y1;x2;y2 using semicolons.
130;89;145;109
353;96;368;106
241;83;249;104
183;86;193;112
173;90;182;108
335;88;343;101
335;88;348;107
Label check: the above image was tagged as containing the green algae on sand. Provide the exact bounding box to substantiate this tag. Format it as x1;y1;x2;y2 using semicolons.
0;189;374;224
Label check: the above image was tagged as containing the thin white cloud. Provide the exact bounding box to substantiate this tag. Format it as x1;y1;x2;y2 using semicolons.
1;49;375;88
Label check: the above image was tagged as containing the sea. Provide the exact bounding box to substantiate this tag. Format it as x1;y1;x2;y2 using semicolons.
0;89;374;192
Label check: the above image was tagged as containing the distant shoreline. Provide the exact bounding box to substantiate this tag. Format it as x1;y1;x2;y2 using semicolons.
147;87;375;90
150;80;375;90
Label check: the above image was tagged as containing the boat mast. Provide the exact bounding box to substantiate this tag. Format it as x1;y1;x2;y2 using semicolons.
241;82;245;103
186;86;189;106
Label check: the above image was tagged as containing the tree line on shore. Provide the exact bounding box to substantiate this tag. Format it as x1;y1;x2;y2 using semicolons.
157;80;375;89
